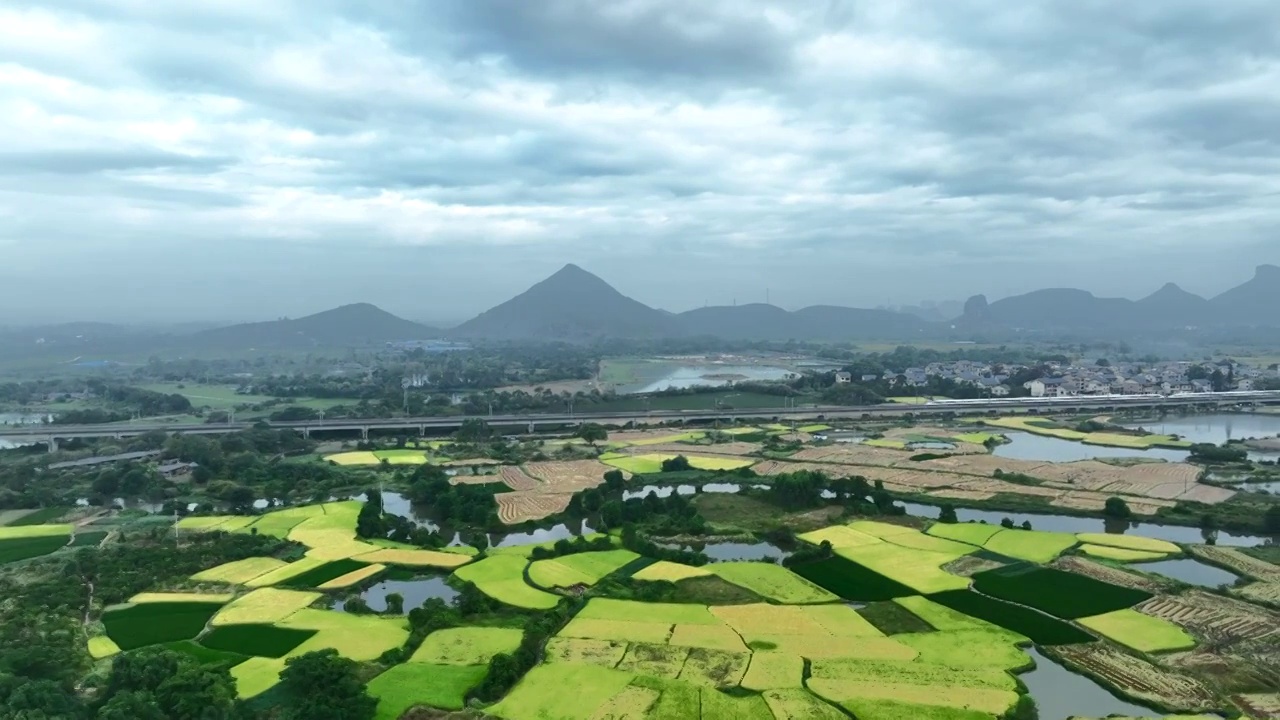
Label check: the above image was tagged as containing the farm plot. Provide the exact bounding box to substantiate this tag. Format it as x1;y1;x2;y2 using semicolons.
704;562;839;604
324;451;380;466
527;549;639;589
192;557;289;585
893;595;1026;642
524;460;623;490
1054;557;1171;594
982;528;1078;563
971;566;1152;619
1078;609;1197;653
367;663;488;717
211;588;321;626
103;602;225;650
836;543;972;594
742;651;805;690
762;689;848;720
317;563;385;589
1189;545;1280;583
545;637;629;666
0;534;69;563
1081;545;1169;562
352;547;472;569
489;663;637;720
244;557;330;588
1136;592;1280;646
410;627;524;665
452;555;560;610
579;598;719;624
560;618;675;645
926;590;1095;645
632;560;713;582
372;449;429;465
87;635;121;660
668;624;750;653
1046;644;1218;712
243;506;323;538
926;522;1005;546
617;643;689;679
808;658;1021;716
498;465;540;490
790;555;916;601
494;491;572;524
791;445;911;467
278;559;373;588
199;624;316;658
130;592;236;604
699;686;774;719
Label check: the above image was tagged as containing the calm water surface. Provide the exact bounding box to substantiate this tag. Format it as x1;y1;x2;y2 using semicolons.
993;432;1188;462
660;540;791;562
621;364;794;394
1125;413;1280;445
1133;558;1241;588
1022;647;1164;720
335;576;458;613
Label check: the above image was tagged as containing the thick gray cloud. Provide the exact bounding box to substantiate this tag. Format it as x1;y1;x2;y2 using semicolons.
1;0;1278;324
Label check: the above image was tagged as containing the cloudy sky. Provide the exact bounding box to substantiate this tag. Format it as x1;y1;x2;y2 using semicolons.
2;0;1279;325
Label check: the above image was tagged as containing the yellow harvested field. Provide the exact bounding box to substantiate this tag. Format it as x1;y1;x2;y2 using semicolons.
1080;544;1169;562
128;591;235;604
632;561;713;582
324;451;379;465
174;516;233;531
317;563;386;589
351;548;472;569
1076;533;1181;555
544;637;628;666
741;651;805;690
712;604;832;638
797;525;882;549
245;557;329;588
211;588;321;626
524;460;625;490
800;604;885;638
499;465;540;490
495;491;573;524
88;635;121;660
192;557;289;585
278;609;410;660
810;679;1019;716
590;686;660;717
668;623;749;653
560;618;675;645
752;635;919;661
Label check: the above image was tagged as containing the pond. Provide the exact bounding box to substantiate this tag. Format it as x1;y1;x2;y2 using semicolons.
617;363;795;394
898;502;1273;547
659;540;791;562
622;482;766;500
334;575;458;613
993;432;1188;463
1125;413;1280;446
1022;647;1164;720
1230;480;1280;494
489;519;596;548
1132;558;1241;589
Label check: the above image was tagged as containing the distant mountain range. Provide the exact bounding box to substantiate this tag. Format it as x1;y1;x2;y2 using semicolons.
957;264;1280;332
11;264;1278;352
190;304;436;349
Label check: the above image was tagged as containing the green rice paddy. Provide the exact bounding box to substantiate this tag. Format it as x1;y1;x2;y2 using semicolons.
970;566;1152;619
199;624;316;658
368;663;488;717
0;535;69;563
790;555;915;601
279;559;374;589
103;602;225;651
926;591;1095;645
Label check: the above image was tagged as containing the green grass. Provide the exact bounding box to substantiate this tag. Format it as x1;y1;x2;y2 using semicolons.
897;630;1030;670
837;698;995;720
762;689;848;720
700;687;774;720
0;535;68;563
6;507;69;526
103;602;224;651
368;663;488;716
410;627;524;665
452;555;560;610
927;590;1095;645
199;624;316;658
790;555;915;601
705;562;839;604
489;663;635;720
856;601;936;635
137;382;277;409
926;523;1003;546
1077;609;1197;653
279;559;372;589
0;523;73;539
971;566;1151;619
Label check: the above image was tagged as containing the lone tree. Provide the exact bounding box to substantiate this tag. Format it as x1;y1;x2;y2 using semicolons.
577;423;608;446
937;504;958;524
1104;496;1132;519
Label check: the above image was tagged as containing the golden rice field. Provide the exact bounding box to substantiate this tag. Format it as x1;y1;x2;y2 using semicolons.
317;563;386;590
211;588;322;626
632;560;713;582
600;452;755;474
128;591;236;604
1077;609;1198;653
351;547;472;569
0;523;73;539
191;557;289;585
1080;544;1170;562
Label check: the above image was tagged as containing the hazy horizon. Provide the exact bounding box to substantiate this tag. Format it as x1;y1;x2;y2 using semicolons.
3;2;1279;324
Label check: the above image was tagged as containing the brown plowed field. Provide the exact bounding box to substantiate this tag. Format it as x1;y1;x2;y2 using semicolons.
1054;557;1172;593
1137;592;1280;645
928;489;996;501
1048;644;1218;711
790;446;909;467
1234;693;1280;719
495;491;573;524
524;460;625;491
499;466;541;491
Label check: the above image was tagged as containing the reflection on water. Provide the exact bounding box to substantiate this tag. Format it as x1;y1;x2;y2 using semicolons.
1134;558;1241;588
1021;647;1161;720
659;540;790;562
621;482;764;500
899;502;1270;547
993;432;1188;463
335;576;458;613
1127;413;1280;446
489;518;596;548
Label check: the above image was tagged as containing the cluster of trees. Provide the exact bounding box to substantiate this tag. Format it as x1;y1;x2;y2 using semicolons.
782;539;833;567
598;491;708;537
405;465;500;527
765;471;898;515
1188;443;1249;464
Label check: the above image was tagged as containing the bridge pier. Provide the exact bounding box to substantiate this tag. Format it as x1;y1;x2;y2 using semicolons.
47;436;58;453
361;427;368;441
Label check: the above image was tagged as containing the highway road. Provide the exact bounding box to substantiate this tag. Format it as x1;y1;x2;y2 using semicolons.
3;391;1279;445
